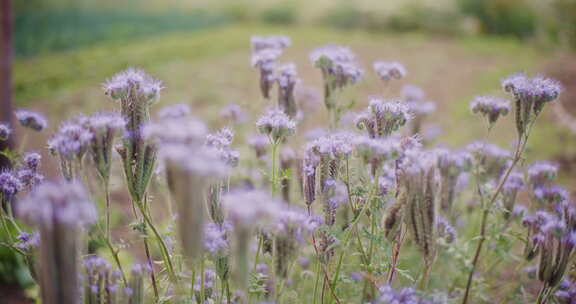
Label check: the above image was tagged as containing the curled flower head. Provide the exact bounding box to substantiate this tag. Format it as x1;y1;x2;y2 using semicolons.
86;112;125;136
18;180;96;229
204;222;229;256
359;98;412;137
206;128;240;167
528;161;558;187
466;141;511;179
158;103;191;120
376;285;435;304
15;110;48;131
222;189;282;228
272;205;320;242
436;149;470;212
206;128;234;149
276;63;299;118
247;133;269;159
252;48;282;99
0;123;12;141
373;61;406;82
0;170;22;202
310;44;363;98
470;96;510;126
251;35;291;53
256;108;296;142
48;120;93;160
533;185;569;205
144;117;207;146
17;169;44;189
16;231;39;250
85;112;126;182
22;152;41;171
220;104;248;123
353;136;401;174
437;217;456;243
502;73;561;137
160;144;229;178
502;73;561;113
306;132;355;162
103;67;163;104
402;84;426;102
407;100;436;116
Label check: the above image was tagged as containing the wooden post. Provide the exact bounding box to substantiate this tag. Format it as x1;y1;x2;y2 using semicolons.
0;0;14;169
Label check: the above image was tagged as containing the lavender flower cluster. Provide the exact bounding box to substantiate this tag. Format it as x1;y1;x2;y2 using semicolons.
0;33;570;304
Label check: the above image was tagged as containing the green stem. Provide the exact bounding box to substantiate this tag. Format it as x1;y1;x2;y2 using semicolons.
461;124;533;304
200;254;206;304
134;199;178;282
271;140;280;196
330;176;380;302
313;261;320;304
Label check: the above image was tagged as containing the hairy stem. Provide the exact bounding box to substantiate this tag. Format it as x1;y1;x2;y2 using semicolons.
461;125;532;304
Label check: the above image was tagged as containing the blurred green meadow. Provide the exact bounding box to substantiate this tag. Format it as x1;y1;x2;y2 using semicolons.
13;0;576;178
5;0;576;302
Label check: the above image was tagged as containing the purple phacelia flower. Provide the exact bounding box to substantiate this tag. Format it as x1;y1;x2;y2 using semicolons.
204;222;229;256
256;108;296;142
18;180;96;229
310;44;363;108
15;109;48;131
252;48;282;99
0;123;12;140
17;169;44;188
401;84;426;102
555;278;576;304
22;152;41;171
466;141;511;179
0;170;22;202
533;184;569;205
356;98;412;138
276;63;299;118
251;35;291;53
144;117;207;146
502;73;561;113
220;104;248;123
528;161;558;187
470;96;510;126
247;133;269;159
158;103;191;120
502;73;561;137
376;285;420;304
48;121;93;160
223;189;282;227
16;231;39;250
193;268;216;293
502;171;525;219
353;136;401;176
103;67;163;103
373;61;406;82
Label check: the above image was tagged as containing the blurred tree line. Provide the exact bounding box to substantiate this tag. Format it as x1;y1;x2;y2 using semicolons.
12;0;576;56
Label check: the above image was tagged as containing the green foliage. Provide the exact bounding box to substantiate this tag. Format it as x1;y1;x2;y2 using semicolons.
260;4;298;25
14;9;230;57
321;5;366;30
458;0;536;38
